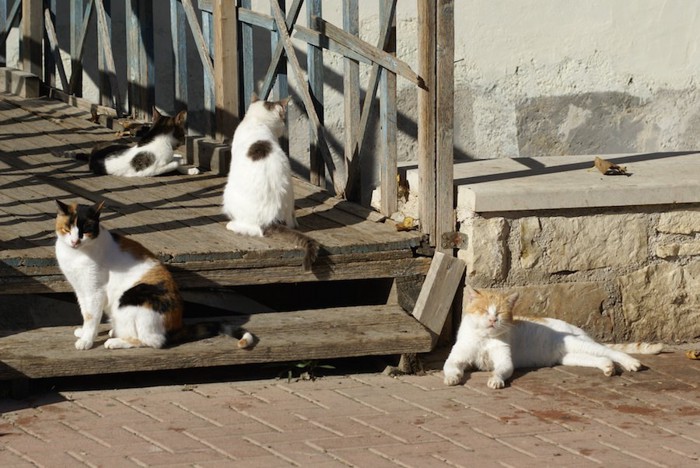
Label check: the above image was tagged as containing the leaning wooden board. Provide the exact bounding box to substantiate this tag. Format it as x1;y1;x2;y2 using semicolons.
0;305;433;380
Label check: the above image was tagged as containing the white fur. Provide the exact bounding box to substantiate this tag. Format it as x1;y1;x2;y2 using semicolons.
443;293;659;389
56;225;164;350
222;99;296;236
103;134;188;177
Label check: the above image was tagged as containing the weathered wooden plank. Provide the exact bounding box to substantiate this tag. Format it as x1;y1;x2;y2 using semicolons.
259;0;302;100
379;1;398;216
0;305;433;380
0;0;21;57
170;0;188;108
239;0;254;111
68;0;85;95
202;9;215;136
126;0;153;119
213;0;239;140
181;0;215;90
269;0;288;102
43;7;69;92
417;0;436;241
342;0;361;202
21;0;42;78
315;16;424;89
435;0;455;253
306;0;324;187
93;0;122;113
268;0;341;195
412;251;465;346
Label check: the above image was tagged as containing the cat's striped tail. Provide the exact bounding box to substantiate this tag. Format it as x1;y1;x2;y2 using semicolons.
264;223;319;271
167;322;255;349
606;342;664;354
59;150;89;162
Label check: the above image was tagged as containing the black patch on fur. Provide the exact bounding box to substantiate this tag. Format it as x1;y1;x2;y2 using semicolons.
119;281;172;313
88;143;131;175
75;204;102;240
247;140;272;161
138;112;186;147
130;151;156;171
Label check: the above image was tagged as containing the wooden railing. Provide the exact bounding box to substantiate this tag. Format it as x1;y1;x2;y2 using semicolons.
0;0;454;252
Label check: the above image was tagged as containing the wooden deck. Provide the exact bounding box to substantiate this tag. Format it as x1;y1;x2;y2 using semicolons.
0;93;435;381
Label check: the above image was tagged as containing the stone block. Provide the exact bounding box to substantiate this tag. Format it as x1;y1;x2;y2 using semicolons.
539;215;648;273
519;216;542;269
502;282;610;339
657;209;700;234
0;67;40;98
656;241;700;258
458;215;509;287
189;137;230;175
617;262;700;342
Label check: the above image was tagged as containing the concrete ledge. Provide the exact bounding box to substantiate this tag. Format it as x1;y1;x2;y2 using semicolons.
453;152;700;212
188;137;231;175
0;67;40;98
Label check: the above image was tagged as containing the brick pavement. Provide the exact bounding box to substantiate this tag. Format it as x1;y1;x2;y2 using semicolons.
1;350;699;467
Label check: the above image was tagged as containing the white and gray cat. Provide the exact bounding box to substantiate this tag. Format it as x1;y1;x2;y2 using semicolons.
55;200;253;350
222;94;319;270
65;109;199;177
444;287;663;389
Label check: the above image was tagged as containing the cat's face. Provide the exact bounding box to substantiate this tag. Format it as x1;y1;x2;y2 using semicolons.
464;287;518;336
146;109;187;148
55;200;104;249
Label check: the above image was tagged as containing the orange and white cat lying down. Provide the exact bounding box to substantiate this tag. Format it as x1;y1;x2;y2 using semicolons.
443;287;663;389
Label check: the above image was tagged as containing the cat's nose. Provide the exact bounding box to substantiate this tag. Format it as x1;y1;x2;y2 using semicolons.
71;239;80;247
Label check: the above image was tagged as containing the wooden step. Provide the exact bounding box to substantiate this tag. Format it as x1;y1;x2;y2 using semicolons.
0;305;432;381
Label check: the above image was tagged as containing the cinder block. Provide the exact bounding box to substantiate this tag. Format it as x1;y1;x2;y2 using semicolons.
188;137;231;175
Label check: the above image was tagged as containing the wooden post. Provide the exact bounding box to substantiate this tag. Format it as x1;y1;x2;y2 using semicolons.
170;0;188;110
127;1;154;119
307;0;324;187
417;0;436;243
379;0;397;216
21;0;43;78
417;0;454;253
69;0;84;96
270;0;288;101
342;0;361;201
0;1;6;65
435;0;454;254
214;0;240;141
240;0;254;111
202;8;215;137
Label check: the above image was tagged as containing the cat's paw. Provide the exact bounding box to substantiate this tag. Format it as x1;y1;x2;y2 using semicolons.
186;167;200;175
601;359;616;376
487;376;506;389
620;358;642;372
74;327;83;338
443;373;463;386
104;338;129;349
74;338;94;350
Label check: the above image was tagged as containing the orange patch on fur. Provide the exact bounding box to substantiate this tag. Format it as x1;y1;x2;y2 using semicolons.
55;202;77;233
125;337;143;347
140;264;183;332
464;289;515;323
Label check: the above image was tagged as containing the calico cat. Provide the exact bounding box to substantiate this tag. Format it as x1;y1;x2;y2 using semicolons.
65;109;199;177
222;94;319;270
55;200;253;350
443;287;663;389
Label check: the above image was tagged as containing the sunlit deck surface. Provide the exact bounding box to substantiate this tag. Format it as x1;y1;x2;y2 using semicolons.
0;93;430;295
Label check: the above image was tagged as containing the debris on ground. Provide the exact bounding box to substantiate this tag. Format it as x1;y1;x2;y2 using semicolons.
594;156;631;176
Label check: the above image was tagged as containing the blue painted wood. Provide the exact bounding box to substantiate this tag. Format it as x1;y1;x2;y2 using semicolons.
0;0;21;59
379;0;397;216
258;0;302;101
68;0;93;95
307;0;324;186
270;0;287;101
170;0;187;110
202;9;214;136
240;0;254;111
1;0;7;64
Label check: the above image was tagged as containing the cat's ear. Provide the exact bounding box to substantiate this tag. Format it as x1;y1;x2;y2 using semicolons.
56;199;70;215
250;92;259;103
91;200;105;217
175;110;187;126
506;292;520;308
465;285;481;301
152;106;162;123
279;96;292;109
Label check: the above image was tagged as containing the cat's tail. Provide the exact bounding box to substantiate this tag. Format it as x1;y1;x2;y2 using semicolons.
606;342;664;354
59;150;89;162
167;321;255;349
264;223;319;271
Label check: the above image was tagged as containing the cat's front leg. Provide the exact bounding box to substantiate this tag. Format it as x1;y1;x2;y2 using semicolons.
443;345;471;386
74;294;105;350
487;344;514;389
